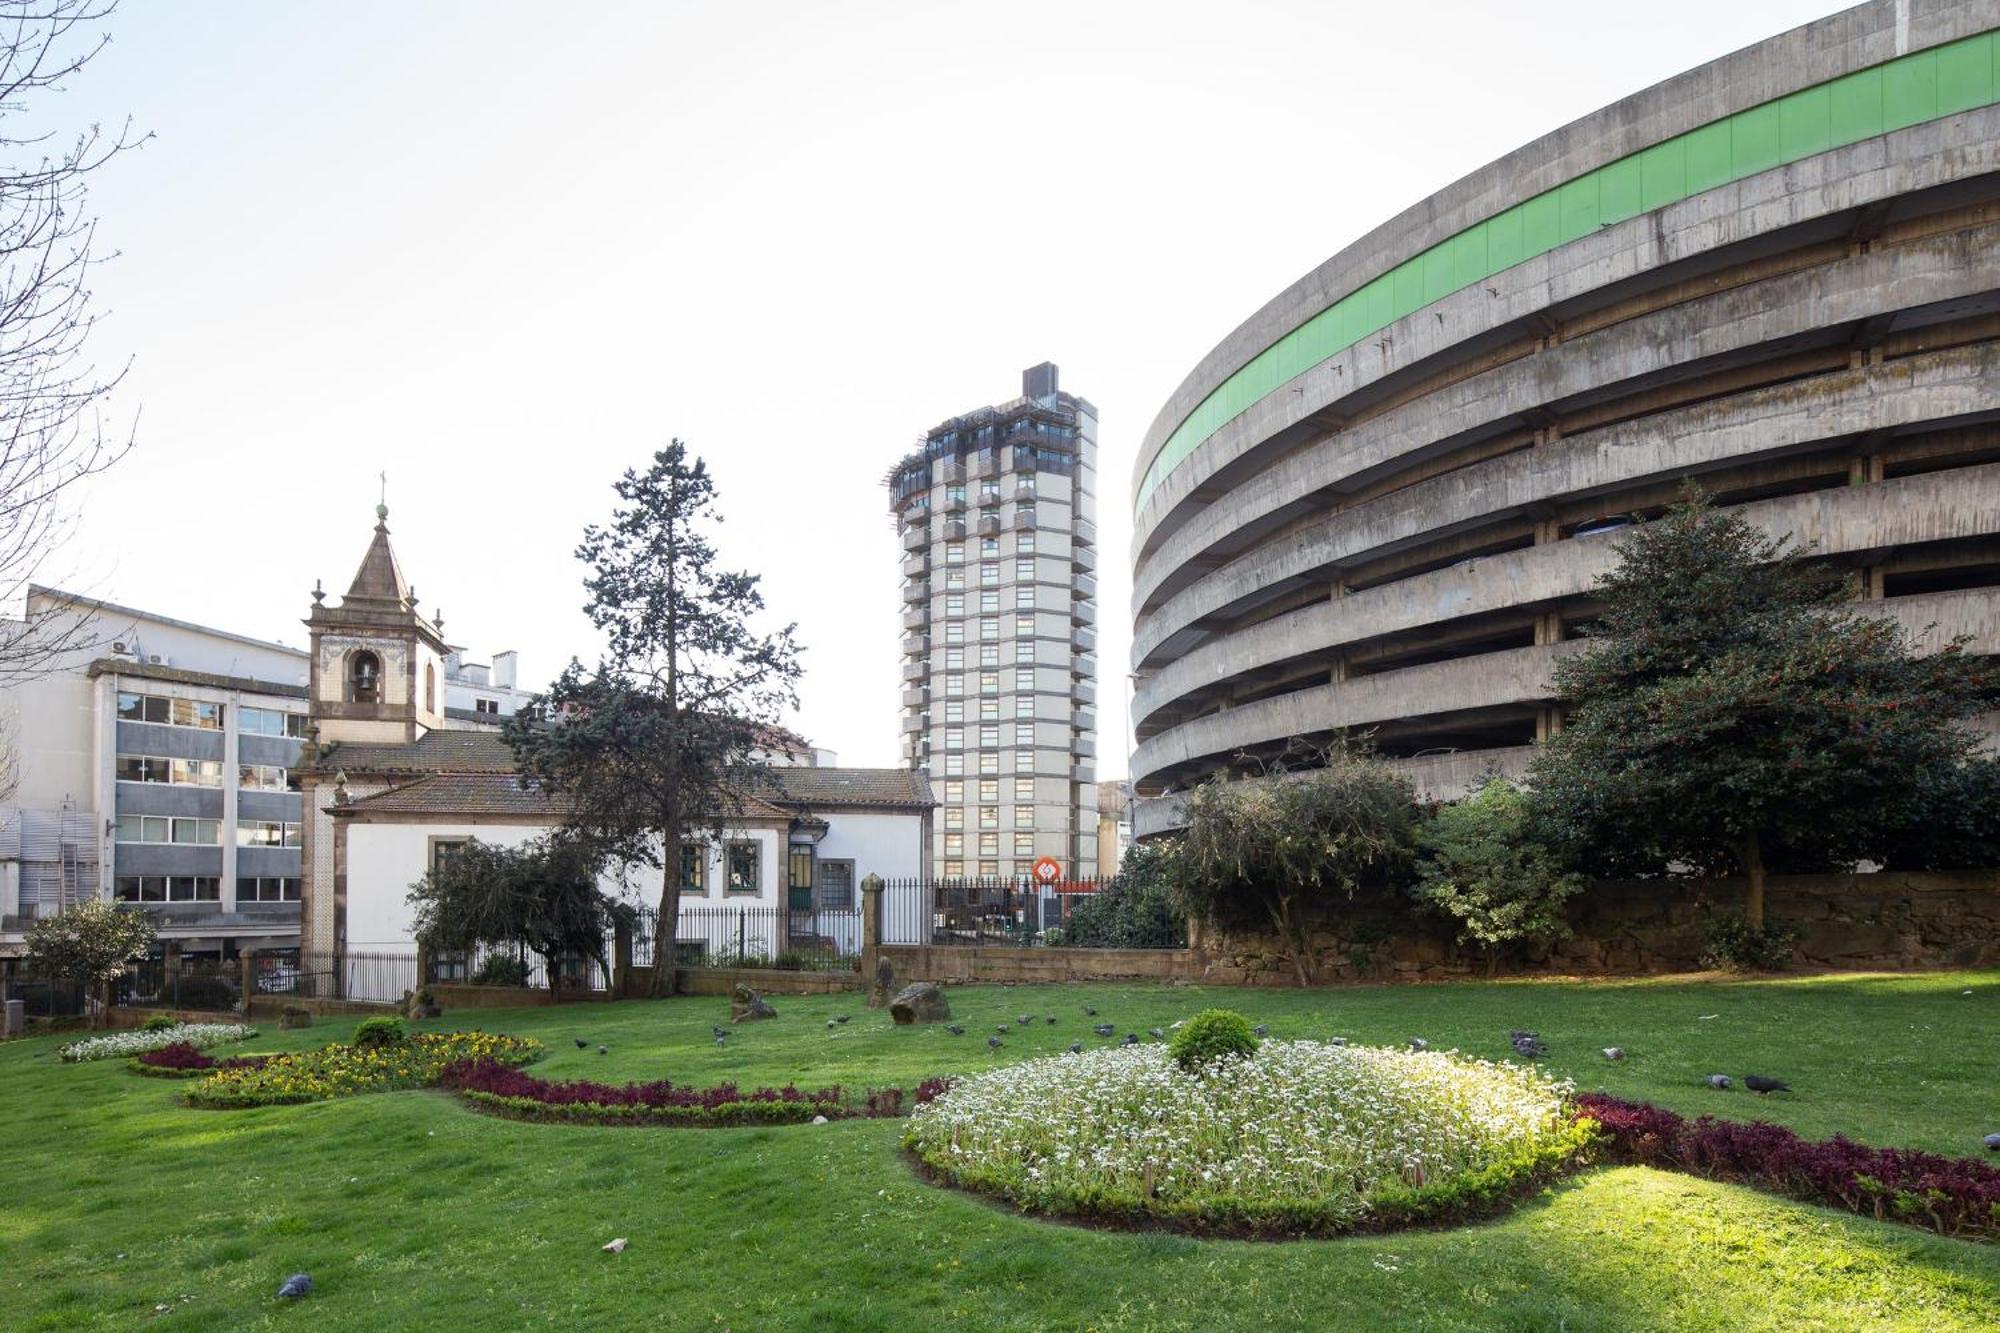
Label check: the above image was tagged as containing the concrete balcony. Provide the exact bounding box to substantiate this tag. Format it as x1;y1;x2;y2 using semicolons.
1074;707;1097;732
1071;544;1096;573
1013;509;1038;531
901;552;929;579
1073;679;1096;705
900;634;929;658
940;460;966;484
978;512;1002;536
901;713;926;735
1070;762;1095;784
1015;481;1038;501
901;607;927;632
901;524;928;552
1075;573;1097;600
901;579;927;604
901;686;928;709
1074;517;1097;546
1073;626;1097;654
974;450;1001;478
1072;735;1096;759
901;660;927;683
943;492;967;513
944;518;968;540
1072;598;1095;626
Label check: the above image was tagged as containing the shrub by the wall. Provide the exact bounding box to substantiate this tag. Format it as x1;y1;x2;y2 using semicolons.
1699;912;1803;971
353;1016;407;1048
470;954;531;987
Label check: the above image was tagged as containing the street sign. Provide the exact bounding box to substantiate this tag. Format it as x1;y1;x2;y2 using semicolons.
1031;856;1062;886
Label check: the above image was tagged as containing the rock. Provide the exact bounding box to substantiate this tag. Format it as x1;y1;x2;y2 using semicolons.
889;982;952;1025
730;985;778;1023
278;1005;313;1031
812;1115;829;1125
401;988;441;1020
1984;1132;2000;1151
601;1238;628;1254
866;959;896;1010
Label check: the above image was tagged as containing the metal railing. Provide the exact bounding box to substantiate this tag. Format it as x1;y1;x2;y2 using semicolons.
628;904;863;972
880;876;1126;947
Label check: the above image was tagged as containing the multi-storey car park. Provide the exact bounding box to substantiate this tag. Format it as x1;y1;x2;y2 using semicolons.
889;363;1100;880
1129;0;2000;837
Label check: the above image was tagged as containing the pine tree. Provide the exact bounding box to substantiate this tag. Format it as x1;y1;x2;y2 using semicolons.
506;444;803;995
1529;487;1994;928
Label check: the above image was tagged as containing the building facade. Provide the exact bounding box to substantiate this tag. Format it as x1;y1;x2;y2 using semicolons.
1130;0;2000;835
889;363;1100;880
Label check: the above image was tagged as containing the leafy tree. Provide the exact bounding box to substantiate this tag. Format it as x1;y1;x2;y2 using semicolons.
24;899;153;1025
1413;778;1582;973
406;837;624;1000
1058;841;1186;948
1530;486;1994;929
1171;751;1418;986
506;444;802;995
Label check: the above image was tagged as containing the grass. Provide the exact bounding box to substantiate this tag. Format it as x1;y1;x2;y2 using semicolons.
1;969;1996;1330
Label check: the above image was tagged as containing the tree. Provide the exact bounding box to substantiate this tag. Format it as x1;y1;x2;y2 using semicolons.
24;898;152;1025
1530;486;1995;931
1058;840;1186;948
1171;749;1418;986
406;836;624;1000
0;4;141;693
506;444;802;996
1413;778;1582;973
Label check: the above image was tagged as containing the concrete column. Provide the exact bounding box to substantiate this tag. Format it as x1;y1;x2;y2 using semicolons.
1536;707;1564;743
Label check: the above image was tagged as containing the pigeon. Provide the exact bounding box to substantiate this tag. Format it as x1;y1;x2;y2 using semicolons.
1253;1024;1270;1038
1409;1038;1429;1052
1121;1033;1140;1046
1601;1047;1624;1062
1744;1075;1791;1094
987;1036;1003;1050
1068;1042;1083;1054
1045;1016;1056;1025
277;1274;312;1300
1329;1036;1348;1047
597;1045;608;1056
1018;1015;1033;1026
1094;1023;1115;1037
945;1023;965;1036
996;1023;1009;1034
835;1015;850;1024
714;1035;727;1047
1084;1006;1097;1016
601;1238;628;1254
711;1026;728;1040
826;1020;836;1029
1509;1030;1545;1059
1984;1133;2000;1151
1149;1027;1166;1040
1705;1074;1732;1089
574;1037;587;1049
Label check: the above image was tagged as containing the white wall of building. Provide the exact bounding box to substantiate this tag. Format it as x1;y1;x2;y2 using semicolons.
810;812;926;882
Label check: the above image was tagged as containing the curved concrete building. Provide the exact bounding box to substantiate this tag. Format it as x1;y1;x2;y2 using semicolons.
1130;0;2000;835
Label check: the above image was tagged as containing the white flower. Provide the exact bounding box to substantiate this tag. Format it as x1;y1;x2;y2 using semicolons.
59;1023;257;1063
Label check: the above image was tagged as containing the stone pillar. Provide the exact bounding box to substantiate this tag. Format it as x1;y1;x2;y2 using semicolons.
162;939;181;1009
3;998;22;1037
239;949;256;1013
860;874;884;988
613;915;634;998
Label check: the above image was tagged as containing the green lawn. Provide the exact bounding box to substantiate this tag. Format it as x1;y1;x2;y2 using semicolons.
3;971;1998;1330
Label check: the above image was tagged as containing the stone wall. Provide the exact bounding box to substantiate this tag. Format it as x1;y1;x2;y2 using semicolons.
1201;870;2000;984
878;944;1201;987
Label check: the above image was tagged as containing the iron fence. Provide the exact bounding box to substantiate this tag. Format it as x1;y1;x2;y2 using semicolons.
115;956;245;1012
6;971;86;1018
252;951;418;1004
638;904;863;972
427;940;616;994
880;876;1120;947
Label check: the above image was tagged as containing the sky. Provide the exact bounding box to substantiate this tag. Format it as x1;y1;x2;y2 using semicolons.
43;0;1839;774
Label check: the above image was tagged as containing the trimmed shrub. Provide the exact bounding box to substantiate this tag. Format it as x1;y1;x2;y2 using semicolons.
1414;779;1582;971
1167;1009;1259;1072
174;975;239;1012
352;1016;408;1048
470;954;531;987
141;1014;178;1032
1700;912;1803;971
1576;1093;2000;1241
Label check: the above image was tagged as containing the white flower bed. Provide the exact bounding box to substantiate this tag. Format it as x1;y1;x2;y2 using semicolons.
59;1023;257;1064
906;1041;1579;1229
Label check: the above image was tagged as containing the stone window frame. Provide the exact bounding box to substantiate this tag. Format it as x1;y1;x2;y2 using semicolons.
724;840;761;896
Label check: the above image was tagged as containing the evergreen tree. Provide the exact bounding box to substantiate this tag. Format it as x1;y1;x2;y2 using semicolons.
25;899;154;1026
1530;487;1994;928
406;837;620;999
506;444;802;995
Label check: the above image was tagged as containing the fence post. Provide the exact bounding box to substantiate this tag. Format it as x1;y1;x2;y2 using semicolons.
860;874;884;987
162;939;181;1011
239;949;255;1015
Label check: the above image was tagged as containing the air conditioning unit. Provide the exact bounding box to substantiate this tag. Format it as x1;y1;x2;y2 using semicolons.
111;641;133;656
146;654;170;667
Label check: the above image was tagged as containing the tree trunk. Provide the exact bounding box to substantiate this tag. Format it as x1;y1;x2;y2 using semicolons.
1271;894;1315;988
1741;831;1767;930
648;825;684;998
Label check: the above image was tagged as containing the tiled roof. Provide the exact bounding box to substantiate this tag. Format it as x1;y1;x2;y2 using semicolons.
764;767;936;809
316;728;519;775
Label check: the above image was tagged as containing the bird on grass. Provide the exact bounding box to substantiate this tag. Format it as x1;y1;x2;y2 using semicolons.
1601;1047;1625;1062
1984;1133;2000;1151
835;1015;850;1024
1093;1023;1115;1037
1068;1042;1083;1054
1329;1036;1348;1047
1705;1074;1732;1089
1017;1014;1033;1025
1084;1006;1097;1016
1121;1033;1140;1046
711;1026;728;1041
1744;1075;1791;1094
987;1036;1003;1051
1253;1024;1270;1039
1510;1031;1545;1059
1409;1038;1429;1052
597;1045;608;1056
574;1037;587;1050
825;1020;836;1029
996;1023;1009;1034
945;1023;965;1036
1045;1016;1056;1025
1148;1028;1165;1041
714;1035;727;1047
277;1274;312;1300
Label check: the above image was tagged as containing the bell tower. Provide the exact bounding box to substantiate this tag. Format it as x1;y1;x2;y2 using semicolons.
305;501;449;745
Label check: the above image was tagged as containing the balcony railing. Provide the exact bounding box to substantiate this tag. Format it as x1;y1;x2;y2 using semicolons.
1072;545;1096;573
901;659;926;683
1074;517;1097;546
901;524;928;552
1073;626;1097;654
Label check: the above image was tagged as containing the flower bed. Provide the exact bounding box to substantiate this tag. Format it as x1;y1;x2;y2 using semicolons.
185;1031;542;1109
59;1023;257;1064
443;1059;950;1127
1577;1093;2000;1242
128;1042;272;1079
904;1042;1592;1237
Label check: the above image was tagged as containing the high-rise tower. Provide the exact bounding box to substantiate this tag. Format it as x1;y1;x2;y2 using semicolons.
888;363;1098;880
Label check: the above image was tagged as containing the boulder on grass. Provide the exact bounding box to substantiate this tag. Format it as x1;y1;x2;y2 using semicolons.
731;985;777;1023
889;982;951;1026
866;958;896;1010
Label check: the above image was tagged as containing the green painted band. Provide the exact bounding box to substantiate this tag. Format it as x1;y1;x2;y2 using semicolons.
1136;28;2000;516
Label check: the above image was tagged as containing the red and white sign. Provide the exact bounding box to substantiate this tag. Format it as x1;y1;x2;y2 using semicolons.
1031;856;1063;886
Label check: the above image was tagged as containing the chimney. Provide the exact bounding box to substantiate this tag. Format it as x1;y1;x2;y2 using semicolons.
1023;361;1059;401
493;650;518;691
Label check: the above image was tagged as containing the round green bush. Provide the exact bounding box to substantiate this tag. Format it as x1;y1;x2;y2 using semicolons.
1167;1008;1259;1072
353;1016;407;1048
470;954;531;987
141;1014;178;1033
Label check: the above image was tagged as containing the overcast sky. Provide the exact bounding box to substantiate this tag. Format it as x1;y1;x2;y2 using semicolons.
49;0;1837;773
